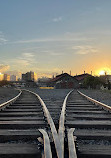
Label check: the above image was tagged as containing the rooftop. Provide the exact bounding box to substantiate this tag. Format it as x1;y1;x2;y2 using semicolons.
74;73;91;81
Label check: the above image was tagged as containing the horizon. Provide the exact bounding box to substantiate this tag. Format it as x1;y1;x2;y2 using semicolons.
0;70;109;80
0;0;111;77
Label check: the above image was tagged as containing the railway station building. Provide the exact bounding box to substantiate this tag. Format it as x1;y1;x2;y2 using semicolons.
74;73;91;86
47;73;79;89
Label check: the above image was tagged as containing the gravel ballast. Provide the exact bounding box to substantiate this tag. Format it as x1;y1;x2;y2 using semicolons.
0;88;19;104
80;89;111;107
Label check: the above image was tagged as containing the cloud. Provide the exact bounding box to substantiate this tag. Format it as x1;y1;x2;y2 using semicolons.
22;47;41;51
0;38;7;42
8;31;93;45
13;36;90;44
41;50;63;56
15;53;36;66
7;53;36;68
0;65;10;72
0;31;8;45
72;45;98;55
22;53;35;58
15;59;30;66
52;16;62;22
37;67;61;78
13;38;60;44
50;52;63;56
41;50;49;53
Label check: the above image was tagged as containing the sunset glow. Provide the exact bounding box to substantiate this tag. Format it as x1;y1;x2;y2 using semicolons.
99;70;105;76
0;1;111;78
95;68;111;76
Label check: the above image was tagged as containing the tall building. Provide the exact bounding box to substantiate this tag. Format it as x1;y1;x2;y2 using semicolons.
10;75;17;81
4;74;10;81
0;73;4;81
22;71;37;81
34;72;37;81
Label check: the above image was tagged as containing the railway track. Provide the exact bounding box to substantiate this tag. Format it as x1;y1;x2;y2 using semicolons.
66;90;111;158
0;90;48;158
0;89;111;158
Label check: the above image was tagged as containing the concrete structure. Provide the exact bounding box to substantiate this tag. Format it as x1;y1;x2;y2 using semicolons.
47;73;79;89
9;80;38;88
25;80;38;88
4;74;10;81
0;73;4;81
10;75;17;81
38;77;51;87
22;71;37;81
9;81;26;88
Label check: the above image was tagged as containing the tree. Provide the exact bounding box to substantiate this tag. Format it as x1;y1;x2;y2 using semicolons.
0;80;10;87
83;76;104;89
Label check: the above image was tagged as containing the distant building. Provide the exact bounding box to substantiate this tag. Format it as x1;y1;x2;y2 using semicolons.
18;78;21;81
25;80;38;88
10;75;17;81
9;81;26;88
4;74;10;81
0;73;4;81
100;75;111;83
34;72;37;81
47;73;79;89
74;73;91;85
9;80;38;88
22;71;37;81
38;77;51;87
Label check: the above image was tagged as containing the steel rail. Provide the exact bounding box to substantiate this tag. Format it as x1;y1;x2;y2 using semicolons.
0;89;22;110
68;128;77;158
58;90;73;157
23;89;63;158
39;129;52;158
78;90;111;112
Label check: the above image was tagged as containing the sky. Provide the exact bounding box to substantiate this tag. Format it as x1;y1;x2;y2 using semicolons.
0;0;111;78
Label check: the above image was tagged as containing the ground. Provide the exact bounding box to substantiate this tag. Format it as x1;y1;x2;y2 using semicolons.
0;87;111;108
0;88;19;104
80;89;111;107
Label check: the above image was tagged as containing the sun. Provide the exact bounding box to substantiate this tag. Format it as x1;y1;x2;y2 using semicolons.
0;72;2;75
96;68;111;76
99;70;105;75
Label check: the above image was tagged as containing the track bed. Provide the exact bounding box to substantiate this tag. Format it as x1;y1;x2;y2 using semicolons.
66;90;111;158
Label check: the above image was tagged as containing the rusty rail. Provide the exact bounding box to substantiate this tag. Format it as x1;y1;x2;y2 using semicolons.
68;128;77;158
23;89;63;158
24;89;78;158
0;89;22;110
58;90;73;156
39;129;52;158
78;90;111;112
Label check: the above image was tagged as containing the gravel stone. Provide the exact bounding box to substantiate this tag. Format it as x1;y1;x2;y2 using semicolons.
0;88;19;104
80;89;111;107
